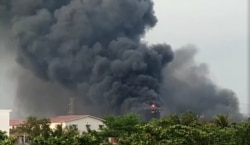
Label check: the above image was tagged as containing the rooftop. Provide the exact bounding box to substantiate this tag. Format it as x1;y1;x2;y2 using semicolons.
10;115;104;125
50;115;87;123
10;120;24;126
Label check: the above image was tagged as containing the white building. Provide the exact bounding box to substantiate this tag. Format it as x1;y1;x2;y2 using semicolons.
10;115;105;134
9;115;105;144
0;110;11;136
50;115;105;133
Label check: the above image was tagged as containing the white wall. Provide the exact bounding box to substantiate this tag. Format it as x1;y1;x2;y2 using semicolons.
50;122;66;130
66;117;104;133
0;110;11;136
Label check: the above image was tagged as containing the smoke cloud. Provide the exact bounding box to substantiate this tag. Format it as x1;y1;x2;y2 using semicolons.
0;2;17;111
0;0;242;119
160;45;241;119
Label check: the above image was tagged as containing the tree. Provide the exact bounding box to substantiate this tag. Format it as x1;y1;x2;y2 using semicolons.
166;114;181;125
51;124;64;137
180;110;198;126
214;114;230;128
0;131;7;141
4;113;250;145
232;120;250;145
39;118;52;139
103;113;141;138
0;131;16;145
17;116;42;138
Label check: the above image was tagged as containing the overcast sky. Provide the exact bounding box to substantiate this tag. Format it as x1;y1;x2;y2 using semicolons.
145;0;248;115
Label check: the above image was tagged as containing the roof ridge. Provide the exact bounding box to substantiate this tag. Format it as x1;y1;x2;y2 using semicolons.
50;115;88;123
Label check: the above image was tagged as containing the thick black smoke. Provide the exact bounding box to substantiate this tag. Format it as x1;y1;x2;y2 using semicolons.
0;0;242;119
160;46;242;119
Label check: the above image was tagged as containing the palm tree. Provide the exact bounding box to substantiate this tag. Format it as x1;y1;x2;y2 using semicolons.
214;114;230;128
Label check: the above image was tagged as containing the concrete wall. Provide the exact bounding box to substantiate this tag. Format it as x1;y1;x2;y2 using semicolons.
0;110;11;136
66;117;104;133
50;122;66;130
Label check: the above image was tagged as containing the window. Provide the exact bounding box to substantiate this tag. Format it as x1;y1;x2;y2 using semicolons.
99;125;104;129
70;124;78;129
86;124;91;130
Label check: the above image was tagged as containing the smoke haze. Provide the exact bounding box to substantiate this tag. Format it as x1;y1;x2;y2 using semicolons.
0;0;242;119
0;9;17;111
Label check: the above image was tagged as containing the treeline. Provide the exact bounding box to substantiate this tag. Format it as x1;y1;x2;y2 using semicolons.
1;111;250;145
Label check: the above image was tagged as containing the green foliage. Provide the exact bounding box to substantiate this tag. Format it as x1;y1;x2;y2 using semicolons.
0;131;17;145
0;130;8;141
180;110;198;126
15;116;51;139
214;114;230;128
3;111;250;145
103;113;141;138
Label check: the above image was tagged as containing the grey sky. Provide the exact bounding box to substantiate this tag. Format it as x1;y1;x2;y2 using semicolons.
145;0;248;114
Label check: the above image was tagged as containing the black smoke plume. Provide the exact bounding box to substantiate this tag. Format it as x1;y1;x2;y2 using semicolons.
0;0;242;119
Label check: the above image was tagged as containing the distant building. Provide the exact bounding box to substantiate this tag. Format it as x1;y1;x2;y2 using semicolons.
50;115;105;133
9;119;24;130
10;115;104;144
0;109;12;136
10;115;105;134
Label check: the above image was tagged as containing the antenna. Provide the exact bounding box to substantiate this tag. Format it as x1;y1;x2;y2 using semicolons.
68;97;75;115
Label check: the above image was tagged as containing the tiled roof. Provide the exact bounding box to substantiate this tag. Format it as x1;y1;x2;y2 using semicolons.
50;115;87;123
10;120;24;126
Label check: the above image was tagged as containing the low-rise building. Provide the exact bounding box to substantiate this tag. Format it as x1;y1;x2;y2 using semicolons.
10;115;105;134
9;119;25;130
50;115;105;133
10;114;105;144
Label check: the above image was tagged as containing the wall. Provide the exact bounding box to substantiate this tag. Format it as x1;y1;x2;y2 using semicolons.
50;122;66;130
0;110;11;136
66;116;104;133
